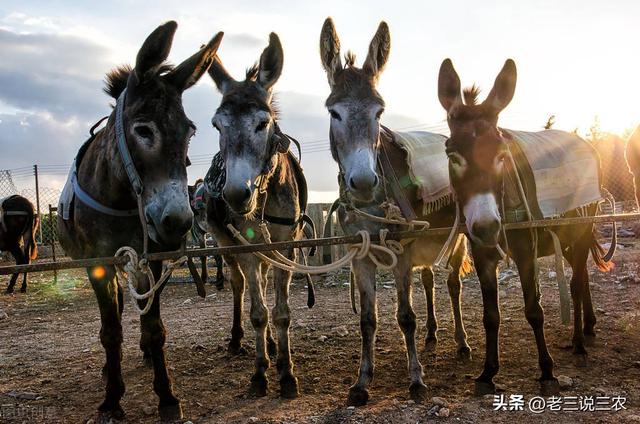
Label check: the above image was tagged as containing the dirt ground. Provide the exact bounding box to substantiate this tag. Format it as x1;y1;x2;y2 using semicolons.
1;240;640;423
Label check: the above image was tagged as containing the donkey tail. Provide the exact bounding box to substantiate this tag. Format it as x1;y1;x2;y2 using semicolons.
590;226;614;272
25;213;39;261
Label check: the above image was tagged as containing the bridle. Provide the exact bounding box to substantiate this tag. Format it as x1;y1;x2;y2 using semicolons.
74;88;151;255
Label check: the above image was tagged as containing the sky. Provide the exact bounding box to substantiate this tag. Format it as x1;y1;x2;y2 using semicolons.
0;0;639;202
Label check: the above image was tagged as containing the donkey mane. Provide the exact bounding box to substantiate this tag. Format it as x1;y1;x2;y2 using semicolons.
463;84;481;106
103;63;175;99
344;51;357;68
246;63;259;81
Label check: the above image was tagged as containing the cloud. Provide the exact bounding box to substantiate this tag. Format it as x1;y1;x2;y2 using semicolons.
0;28;112;120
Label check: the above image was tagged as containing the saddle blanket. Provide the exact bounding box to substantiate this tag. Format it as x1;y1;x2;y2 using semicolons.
390;127;604;219
386;129;450;215
503;129;603;218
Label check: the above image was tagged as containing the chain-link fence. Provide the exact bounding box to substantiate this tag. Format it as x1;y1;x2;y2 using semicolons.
0;165;63;260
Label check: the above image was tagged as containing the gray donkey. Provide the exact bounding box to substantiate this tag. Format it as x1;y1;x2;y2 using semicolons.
205;33;310;399
319;18;471;406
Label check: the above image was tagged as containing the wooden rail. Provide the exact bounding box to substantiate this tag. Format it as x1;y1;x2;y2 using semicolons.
0;212;637;276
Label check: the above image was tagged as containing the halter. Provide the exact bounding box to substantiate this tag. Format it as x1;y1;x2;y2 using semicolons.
73;88;151;255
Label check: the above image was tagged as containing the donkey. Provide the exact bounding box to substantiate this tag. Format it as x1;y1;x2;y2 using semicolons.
0;195;38;293
625;125;640;208
188;179;224;289
57;22;222;420
437;58;614;395
206;33;310;398
319;18;471;405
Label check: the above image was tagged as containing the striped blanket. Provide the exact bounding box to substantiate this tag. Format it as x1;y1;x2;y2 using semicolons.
389;127;604;219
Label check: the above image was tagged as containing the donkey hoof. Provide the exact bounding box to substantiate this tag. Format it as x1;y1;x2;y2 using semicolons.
540;378;560;396
280;374;299;399
347;386;369;406
267;338;278;357
249;374;268;397
5;287;14;294
457;346;472;362
474;381;496;396
409;382;429;402
97;403;125;421
228;342;248;356
158;401;183;422
573;353;588;368
424;336;438;352
584;333;596;347
20;286;26;293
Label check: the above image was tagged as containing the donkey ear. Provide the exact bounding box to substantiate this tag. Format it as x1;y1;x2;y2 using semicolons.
363;21;391;78
257;33;284;90
484;59;517;114
165;32;224;92
208;56;236;94
438;59;463;112
134;21;178;81
319;17;342;87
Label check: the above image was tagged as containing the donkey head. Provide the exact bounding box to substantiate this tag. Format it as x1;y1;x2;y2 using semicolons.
209;33;284;216
104;22;223;247
319;18;390;202
438;59;517;247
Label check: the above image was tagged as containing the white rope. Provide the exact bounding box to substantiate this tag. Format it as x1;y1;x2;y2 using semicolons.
347;203;431;228
432;201;461;273
226;223;402;275
114;246;187;315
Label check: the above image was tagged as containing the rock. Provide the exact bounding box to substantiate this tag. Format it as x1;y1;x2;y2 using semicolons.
432;397;448;407
333;326;349;337
437;407;450;418
182;298;192;305
0;309;7;320
85;420;94;424
248;417;259;423
548;271;557;279
318;335;328;342
557;375;573;390
346;406;355;411
427;405;440;416
142;405;155;416
184;421;194;424
407;400;415;405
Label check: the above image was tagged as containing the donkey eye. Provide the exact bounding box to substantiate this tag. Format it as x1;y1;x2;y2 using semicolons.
134;125;154;140
255;120;269;133
375;109;384;120
329;109;342;121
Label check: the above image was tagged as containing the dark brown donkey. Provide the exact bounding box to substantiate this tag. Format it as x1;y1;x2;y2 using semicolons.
57;22;222;420
206;33;310;398
0;195;38;293
319;18;471;405
438;59;614;396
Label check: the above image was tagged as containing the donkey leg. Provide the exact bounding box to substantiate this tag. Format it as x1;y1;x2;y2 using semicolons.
582;269;597;346
88;266;125;418
511;231;559;395
347;257;377;406
227;259;246;355
261;264;277;358
272;252;298;398
447;246;471;361
569;250;589;364
471;246;501;396
5;246;23;294
215;255;225;289
139;261;182;421
394;256;428;401
244;256;270;397
421;267;438;351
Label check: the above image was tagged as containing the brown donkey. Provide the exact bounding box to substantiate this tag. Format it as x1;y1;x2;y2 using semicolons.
57;22;222;420
319;18;471;406
206;33;310;398
438;59;614;396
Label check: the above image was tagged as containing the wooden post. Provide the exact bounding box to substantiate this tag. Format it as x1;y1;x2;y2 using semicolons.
34;165;42;243
48;204;57;283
